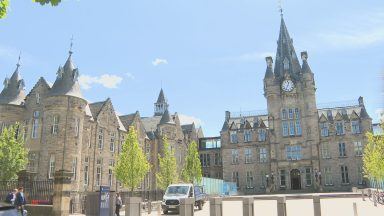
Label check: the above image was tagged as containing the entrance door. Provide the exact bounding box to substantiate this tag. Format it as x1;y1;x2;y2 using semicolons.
290;169;301;190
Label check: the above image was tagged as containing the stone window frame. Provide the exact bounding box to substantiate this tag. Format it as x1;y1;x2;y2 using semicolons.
230;131;238;144
279;170;287;188
84;165;89;186
98;128;104;150
354;141;363;156
304;168;312;186
320;122;329;137
357;166;364;185
321;142;331;159
243;129;252;142
285;145;302;161
351;120;361;134
259;147;268;163
338;142;347;157
72;157;78;180
335;121;345;136
31;118;39;139
48;154;55;179
109;132;116;153
231;149;239;164
323;167;333;186
74;118;80;137
36;93;40;104
246;171;254;189
258;129;267;142
96;166;102;186
51;115;59;135
232;171;239;188
244;148;253;164
281;108;301;137
340;165;350;184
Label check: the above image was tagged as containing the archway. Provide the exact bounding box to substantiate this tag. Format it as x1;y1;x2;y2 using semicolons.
290;169;301;190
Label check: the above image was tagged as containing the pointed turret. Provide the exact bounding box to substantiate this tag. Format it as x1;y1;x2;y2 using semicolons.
0;59;26;105
49;50;83;99
159;109;174;124
274;15;301;80
154;88;169;116
301;51;312;74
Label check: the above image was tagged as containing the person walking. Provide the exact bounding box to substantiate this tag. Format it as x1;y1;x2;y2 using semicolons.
115;193;122;216
15;187;27;216
5;189;17;206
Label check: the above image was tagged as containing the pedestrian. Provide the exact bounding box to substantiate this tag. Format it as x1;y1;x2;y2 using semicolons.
115;192;122;216
14;187;27;216
5;189;17;205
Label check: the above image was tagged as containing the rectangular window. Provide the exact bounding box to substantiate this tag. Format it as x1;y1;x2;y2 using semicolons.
244;148;252;164
294;108;300;119
280;170;286;187
98;128;104;149
108;169;113;187
84;165;89;186
31;119;39;139
282;109;288;120
351;121;361;134
232;172;239;188
200;154;205;167
357;166;364;185
320;122;329;137
231;149;239;164
230;131;238;143
96;167;102;186
282;122;289;137
246;171;254;188
305;168;312;186
321;142;331;159
36;93;40;104
341;166;349;184
288;108;294;119
338;143;346;157
354;141;363;156
324;167;333;185
286;145;302;160
295;120;302;135
244;130;252;142
75;118;80;137
72;157;77;180
206;154;210;167
260;171;266;188
109;159;115;167
258;129;266;141
48;154;55;179
110;132;115;152
27;152;38;172
52;115;59;135
259;148;267;163
289;121;295;136
214;153;221;166
336;122;344;135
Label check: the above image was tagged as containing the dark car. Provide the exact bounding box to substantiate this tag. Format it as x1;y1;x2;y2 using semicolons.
0;202;18;216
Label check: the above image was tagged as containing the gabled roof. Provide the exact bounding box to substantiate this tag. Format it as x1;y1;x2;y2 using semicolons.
0;63;26;105
120;111;140;128
89;101;105;118
181;123;195;132
160;109;175;125
27;77;51;97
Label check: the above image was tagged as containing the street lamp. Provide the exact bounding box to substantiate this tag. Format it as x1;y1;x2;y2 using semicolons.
265;174;269;187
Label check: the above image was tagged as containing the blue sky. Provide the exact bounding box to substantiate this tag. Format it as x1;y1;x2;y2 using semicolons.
0;0;383;136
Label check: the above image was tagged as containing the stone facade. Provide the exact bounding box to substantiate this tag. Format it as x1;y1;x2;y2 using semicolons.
219;16;372;194
198;137;223;179
0;52;203;212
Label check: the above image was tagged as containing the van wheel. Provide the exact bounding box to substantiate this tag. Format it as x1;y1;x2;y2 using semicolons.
163;210;168;214
198;201;203;210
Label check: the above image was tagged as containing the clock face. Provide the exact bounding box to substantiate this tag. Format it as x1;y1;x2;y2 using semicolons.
282;79;295;92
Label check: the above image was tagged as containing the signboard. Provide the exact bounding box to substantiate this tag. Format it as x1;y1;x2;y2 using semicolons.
99;186;110;216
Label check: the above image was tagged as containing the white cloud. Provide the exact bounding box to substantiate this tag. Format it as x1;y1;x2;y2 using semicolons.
125;72;135;80
152;58;168;66
217;51;275;63
78;74;123;90
375;108;384;121
178;114;203;127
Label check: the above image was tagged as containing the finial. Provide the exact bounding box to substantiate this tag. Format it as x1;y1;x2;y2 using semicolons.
278;0;283;18
69;35;74;56
16;51;21;68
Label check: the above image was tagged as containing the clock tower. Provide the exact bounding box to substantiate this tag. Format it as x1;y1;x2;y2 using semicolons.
263;15;320;190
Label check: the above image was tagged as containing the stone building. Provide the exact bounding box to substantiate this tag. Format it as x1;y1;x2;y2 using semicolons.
198;136;223;179
0;50;203;211
220;15;372;194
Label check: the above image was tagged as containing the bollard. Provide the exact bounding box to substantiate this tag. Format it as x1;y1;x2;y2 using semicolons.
148;200;152;214
353;202;358;216
313;195;321;216
157;202;162;216
277;196;287;216
125;197;142;216
179;198;194;216
210;197;223;216
243;197;254;216
362;190;365;201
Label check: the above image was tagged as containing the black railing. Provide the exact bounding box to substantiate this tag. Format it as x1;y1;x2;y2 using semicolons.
0;180;54;204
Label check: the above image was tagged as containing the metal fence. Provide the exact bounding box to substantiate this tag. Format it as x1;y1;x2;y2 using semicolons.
0;180;54;204
369;179;384;191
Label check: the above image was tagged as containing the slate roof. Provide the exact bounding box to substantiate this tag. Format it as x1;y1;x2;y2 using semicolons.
159;109;175;125
48;53;84;99
318;104;370;120
274;16;301;80
141;116;162;132
89;101;105;118
0;63;26;105
225;114;269;130
156;88;166;103
181;123;194;132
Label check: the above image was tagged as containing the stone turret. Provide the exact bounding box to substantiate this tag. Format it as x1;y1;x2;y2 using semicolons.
154;88;169;116
0;60;26;105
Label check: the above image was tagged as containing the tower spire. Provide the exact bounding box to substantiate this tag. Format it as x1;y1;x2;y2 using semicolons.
69;35;74;56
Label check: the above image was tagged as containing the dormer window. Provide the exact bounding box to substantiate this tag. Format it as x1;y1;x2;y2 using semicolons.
283;57;289;70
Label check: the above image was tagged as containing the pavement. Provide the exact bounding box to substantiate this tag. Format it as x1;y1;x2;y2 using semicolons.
70;193;384;216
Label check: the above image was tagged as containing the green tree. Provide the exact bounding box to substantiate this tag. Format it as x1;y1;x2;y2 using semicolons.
156;136;178;190
0;123;28;181
0;0;61;19
181;141;202;184
114;126;150;192
363;124;384;186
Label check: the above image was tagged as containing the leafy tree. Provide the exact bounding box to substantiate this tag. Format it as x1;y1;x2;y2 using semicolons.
0;123;28;181
0;0;61;19
156;136;178;190
181;141;202;184
363;124;384;186
114;126;150;192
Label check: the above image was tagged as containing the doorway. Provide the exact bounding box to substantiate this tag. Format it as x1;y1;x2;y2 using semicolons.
290;169;301;190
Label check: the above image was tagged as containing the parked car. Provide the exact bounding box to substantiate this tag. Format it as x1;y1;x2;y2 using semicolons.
0;202;18;216
161;183;206;214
